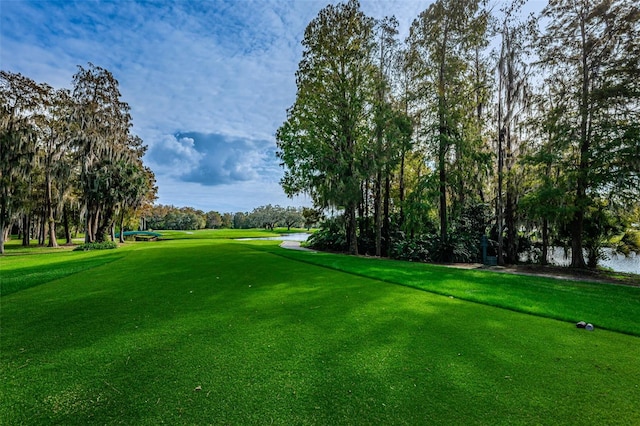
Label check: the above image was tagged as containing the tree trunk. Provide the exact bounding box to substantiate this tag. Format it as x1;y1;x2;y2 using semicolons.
438;32;448;262
570;209;587;268
505;188;517;263
497;133;504;265
0;222;7;255
22;214;30;247
63;205;72;244
570;10;590;269
439;133;447;261
374;172;382;257
399;151;406;229
84;208;92;243
383;173;390;257
358;182;366;238
46;171;58;248
38;212;46;246
346;202;358;255
541;217;549;266
587;246;598;269
92;207;101;242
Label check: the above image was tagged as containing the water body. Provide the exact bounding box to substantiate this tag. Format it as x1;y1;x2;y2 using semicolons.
236;233;312;242
521;247;639;274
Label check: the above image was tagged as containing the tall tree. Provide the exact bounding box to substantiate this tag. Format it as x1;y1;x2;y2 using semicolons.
537;0;640;268
205;210;223;229
71;63;133;242
112;137;157;243
391;46;424;233
495;0;533;264
37;88;75;248
0;72;47;254
276;0;376;255
370;16;400;256
408;0;489;261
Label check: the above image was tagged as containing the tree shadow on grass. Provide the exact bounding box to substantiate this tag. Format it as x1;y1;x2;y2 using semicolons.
1;252;124;297
2;241;639;424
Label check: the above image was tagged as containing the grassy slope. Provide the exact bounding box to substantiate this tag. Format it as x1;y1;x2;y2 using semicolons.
263;245;640;336
1;235;639;424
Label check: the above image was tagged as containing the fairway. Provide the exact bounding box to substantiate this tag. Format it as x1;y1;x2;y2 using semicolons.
1;234;639;425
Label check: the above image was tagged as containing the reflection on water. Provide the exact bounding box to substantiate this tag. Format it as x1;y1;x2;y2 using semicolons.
521;247;639;274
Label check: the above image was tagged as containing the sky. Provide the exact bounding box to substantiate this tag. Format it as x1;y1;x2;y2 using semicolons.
1;0;544;213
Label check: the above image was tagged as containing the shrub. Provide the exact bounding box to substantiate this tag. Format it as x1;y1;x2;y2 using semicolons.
390;231;480;263
390;234;434;262
73;241;118;251
307;217;348;252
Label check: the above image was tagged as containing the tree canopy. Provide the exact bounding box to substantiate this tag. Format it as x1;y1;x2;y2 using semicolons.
0;66;156;253
277;0;640;268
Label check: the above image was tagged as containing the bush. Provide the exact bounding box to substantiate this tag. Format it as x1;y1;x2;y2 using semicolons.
390;231;480;263
390;234;434;262
73;241;118;251
307;217;348;252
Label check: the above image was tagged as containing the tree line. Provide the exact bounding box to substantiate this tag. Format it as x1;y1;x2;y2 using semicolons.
277;0;640;268
144;204;321;231
1;64;157;254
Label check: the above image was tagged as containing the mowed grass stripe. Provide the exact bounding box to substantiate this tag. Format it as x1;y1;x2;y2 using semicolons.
1;238;638;424
259;243;640;337
1;250;124;297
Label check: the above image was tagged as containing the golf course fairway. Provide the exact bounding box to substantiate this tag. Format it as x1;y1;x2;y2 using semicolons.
1;231;639;424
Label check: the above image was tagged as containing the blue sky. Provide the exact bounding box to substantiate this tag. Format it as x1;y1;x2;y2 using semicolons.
1;0;543;213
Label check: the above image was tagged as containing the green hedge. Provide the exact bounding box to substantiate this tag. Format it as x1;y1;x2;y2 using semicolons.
73;241;118;251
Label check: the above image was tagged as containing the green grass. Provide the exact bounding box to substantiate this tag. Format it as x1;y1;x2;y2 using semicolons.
1;231;639;424
156;227;310;240
1;249;124;297
260;245;640;336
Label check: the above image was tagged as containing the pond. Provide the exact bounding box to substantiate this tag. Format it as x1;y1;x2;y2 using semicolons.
236;233;312;242
521;247;639;274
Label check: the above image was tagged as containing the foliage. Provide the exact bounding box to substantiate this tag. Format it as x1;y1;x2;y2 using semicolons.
614;230;640;256
306;216;348;252
277;0;377;254
245;204;303;230
145;205;206;231
407;0;491;260
0;71;46;254
273;0;640;270
0;65;156;252
205;210;222;229
535;0;640;267
390;234;434;262
72;241;118;251
301;207;323;230
144;204;304;232
72;63;153;243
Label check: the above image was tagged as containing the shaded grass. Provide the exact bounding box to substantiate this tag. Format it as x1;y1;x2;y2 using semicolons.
259;244;640;336
1;250;124;296
1;237;639;424
1;237;80;255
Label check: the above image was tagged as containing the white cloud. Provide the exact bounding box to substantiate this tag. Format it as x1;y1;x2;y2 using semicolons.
5;0;479;212
146;134;203;177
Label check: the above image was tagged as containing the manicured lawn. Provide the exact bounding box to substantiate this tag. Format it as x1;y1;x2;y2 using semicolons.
1;231;639;424
262;244;640;336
